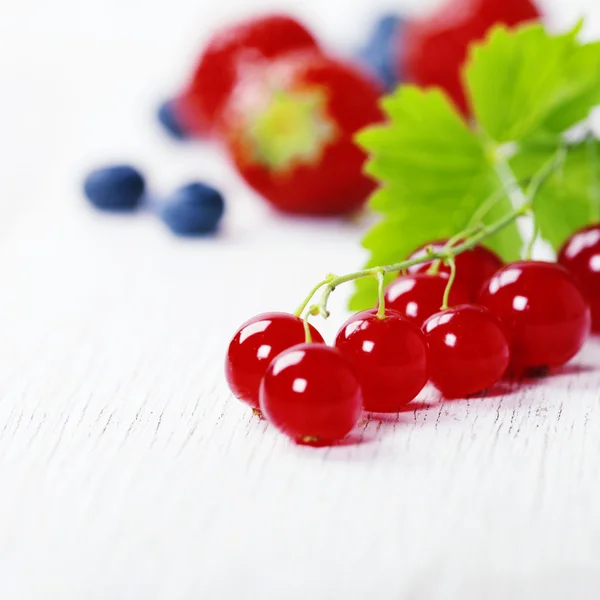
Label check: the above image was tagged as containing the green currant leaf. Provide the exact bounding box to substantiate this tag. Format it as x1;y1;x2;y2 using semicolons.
466;23;600;142
541;41;600;134
511;139;600;250
350;23;600;311
349;87;523;310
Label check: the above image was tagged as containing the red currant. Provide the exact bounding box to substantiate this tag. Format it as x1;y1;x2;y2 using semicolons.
384;273;470;326
335;309;428;412
422;304;510;398
225;312;324;410
260;344;362;445
407;240;503;300
558;224;600;332
478;261;591;372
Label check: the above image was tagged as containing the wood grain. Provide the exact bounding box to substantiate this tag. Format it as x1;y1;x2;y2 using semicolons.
0;202;599;599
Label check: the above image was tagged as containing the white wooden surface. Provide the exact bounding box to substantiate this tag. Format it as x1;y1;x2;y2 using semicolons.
2;0;600;598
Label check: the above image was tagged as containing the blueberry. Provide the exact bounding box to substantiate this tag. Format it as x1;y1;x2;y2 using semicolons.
159;182;224;236
157;99;189;140
357;14;405;92
83;165;145;211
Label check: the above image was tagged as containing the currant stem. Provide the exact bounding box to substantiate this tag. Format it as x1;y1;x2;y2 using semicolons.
295;145;565;323
526;143;566;203
523;143;566;259
425;244;441;275
493;157;529;212
466;179;531;230
303;315;313;344
298;204;530;321
445;225;483;249
376;269;386;319
426;225;483;275
441;257;457;311
294;275;335;318
525;222;539;260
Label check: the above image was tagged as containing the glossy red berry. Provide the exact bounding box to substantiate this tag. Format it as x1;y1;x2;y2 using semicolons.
558;224;600;332
423;304;510;398
407;240;503;300
384;273;470;326
335;309;428;412
225;312;324;409
260;344;362;445
478;261;591;372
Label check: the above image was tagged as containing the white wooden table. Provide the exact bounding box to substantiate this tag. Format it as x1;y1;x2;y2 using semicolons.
2;0;600;598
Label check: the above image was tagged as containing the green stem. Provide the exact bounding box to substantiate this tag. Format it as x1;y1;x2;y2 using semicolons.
466;179;530;230
294;275;334;317
522;143;566;259
526;143;566;205
306;204;529;321
525;221;539;260
303;316;312;344
376;269;386;319
425;244;441;275
445;225;483;249
426;261;440;275
441;258;457;311
426;232;478;276
493;156;529;211
295;145;564;322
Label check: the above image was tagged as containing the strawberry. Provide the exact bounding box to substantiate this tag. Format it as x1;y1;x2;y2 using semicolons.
175;15;320;136
217;51;383;215
401;0;541;115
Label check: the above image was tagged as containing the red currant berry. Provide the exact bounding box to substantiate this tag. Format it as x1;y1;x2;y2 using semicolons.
384;273;470;326
478;261;591;372
225;312;324;409
335;309;428;412
407;240;503;300
422;304;510;398
558;224;600;332
260;344;362;445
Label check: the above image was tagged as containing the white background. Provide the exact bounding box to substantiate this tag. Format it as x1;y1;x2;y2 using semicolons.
2;0;600;598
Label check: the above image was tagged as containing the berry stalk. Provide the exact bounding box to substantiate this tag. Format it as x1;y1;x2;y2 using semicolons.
376;269;386;320
441;258;457;311
523;143;566;260
295;145;564;323
297;203;530;321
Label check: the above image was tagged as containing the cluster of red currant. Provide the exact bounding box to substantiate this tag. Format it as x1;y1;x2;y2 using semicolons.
225;218;599;447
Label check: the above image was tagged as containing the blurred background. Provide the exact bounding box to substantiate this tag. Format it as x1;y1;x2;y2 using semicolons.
1;0;599;240
0;0;599;350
